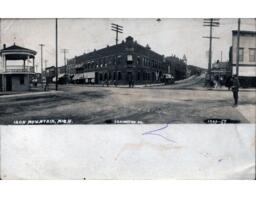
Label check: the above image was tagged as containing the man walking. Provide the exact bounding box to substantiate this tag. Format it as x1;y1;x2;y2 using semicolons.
231;75;240;106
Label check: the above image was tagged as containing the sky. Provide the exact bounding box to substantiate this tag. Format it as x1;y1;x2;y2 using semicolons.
0;18;255;72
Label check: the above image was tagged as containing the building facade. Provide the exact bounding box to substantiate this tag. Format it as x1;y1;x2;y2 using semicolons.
67;36;167;85
231;30;256;87
0;44;37;92
164;56;187;80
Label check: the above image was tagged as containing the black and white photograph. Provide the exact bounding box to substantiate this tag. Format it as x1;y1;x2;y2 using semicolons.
0;17;255;180
0;18;255;125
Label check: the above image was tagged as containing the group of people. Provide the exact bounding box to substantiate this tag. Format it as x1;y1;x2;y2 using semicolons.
209;75;240;106
212;76;225;88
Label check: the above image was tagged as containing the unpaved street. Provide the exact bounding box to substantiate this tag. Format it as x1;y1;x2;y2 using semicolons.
0;83;255;124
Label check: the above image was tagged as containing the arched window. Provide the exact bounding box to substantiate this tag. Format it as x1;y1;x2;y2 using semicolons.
113;72;116;80
104;73;108;81
137;72;140;80
99;73;103;81
118;72;122;80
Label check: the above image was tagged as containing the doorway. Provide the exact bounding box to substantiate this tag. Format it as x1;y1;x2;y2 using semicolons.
6;75;12;91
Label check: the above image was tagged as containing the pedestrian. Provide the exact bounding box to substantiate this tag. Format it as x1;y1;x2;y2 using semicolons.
231;75;240;106
114;80;117;87
226;76;232;90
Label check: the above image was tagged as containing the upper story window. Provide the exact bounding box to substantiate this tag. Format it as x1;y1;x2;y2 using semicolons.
112;56;116;65
117;55;122;65
137;56;141;65
249;48;256;62
127;55;133;64
239;48;244;62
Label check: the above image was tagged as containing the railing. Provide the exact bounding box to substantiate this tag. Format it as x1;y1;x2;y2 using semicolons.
4;66;34;74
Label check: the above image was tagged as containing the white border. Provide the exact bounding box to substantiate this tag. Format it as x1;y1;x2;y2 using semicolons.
0;0;256;197
0;0;256;18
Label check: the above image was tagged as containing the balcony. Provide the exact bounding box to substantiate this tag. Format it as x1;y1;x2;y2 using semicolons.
3;66;34;74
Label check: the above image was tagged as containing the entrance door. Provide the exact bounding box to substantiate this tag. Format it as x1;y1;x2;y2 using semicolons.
6;76;12;91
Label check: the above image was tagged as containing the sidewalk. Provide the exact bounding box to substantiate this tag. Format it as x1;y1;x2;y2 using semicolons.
0;90;62;99
236;104;256;123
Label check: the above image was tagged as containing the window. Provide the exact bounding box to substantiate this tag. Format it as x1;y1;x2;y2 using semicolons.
239;48;244;62
111;56;115;65
137;72;140;80
118;72;122;80
20;76;24;85
113;72;116;80
103;58;106;66
249;48;256;62
127;55;133;64
137;56;141;65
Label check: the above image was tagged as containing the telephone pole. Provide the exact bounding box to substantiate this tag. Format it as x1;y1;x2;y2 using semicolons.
39;44;45;74
55;18;58;91
203;18;220;85
61;48;69;83
44;60;48;68
111;23;123;45
236;18;241;76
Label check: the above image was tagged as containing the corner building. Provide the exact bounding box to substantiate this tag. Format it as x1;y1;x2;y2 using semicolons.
67;36;167;84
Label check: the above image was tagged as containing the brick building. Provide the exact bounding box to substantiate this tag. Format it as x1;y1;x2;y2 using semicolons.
67;36;167;85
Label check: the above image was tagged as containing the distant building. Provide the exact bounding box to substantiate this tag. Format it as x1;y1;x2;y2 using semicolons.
45;66;56;83
186;65;206;76
211;61;231;77
0;43;37;91
230;30;256;87
66;36;167;84
164;55;187;80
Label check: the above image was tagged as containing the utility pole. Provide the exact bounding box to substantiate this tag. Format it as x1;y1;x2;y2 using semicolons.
203;18;220;85
111;23;123;45
44;60;48;68
236;18;241;76
39;44;45;74
221;51;223;62
55;18;58;91
61;48;69;83
39;44;45;88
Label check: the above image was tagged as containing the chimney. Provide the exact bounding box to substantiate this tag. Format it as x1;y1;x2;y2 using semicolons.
3;44;6;49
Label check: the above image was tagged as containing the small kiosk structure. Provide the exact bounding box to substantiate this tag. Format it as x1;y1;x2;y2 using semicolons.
0;43;37;92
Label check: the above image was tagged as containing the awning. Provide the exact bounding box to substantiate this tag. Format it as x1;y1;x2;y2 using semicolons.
52;73;65;82
75;63;83;68
83;72;95;79
58;73;65;78
73;73;84;80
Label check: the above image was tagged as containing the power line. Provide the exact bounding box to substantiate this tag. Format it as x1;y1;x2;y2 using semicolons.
44;59;48;68
61;48;69;84
39;44;45;88
111;23;123;45
39;44;45;74
236;18;241;76
202;18;220;85
61;49;69;66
